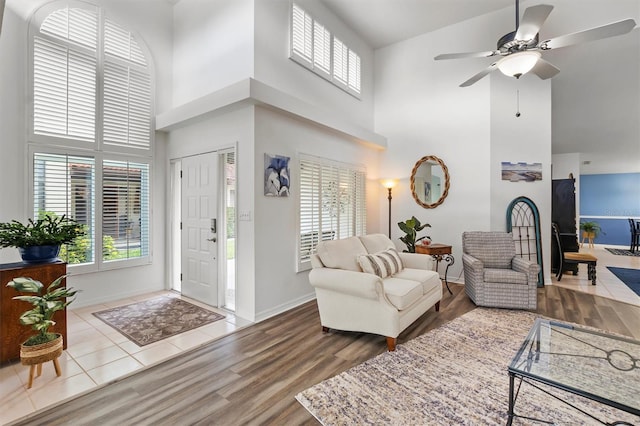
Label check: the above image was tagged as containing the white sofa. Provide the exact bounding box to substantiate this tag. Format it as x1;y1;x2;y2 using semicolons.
309;233;442;351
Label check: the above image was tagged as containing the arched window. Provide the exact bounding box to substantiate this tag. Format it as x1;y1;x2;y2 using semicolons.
29;1;153;271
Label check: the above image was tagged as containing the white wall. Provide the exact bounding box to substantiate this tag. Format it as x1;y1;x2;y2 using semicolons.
253;106;380;320
375;5;556;283
490;74;552;282
172;0;254;108
166;106;256;321
374;9;511;282
254;0;375;130
0;0;174;307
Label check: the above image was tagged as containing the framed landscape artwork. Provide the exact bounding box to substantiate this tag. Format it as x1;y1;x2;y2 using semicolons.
501;162;542;182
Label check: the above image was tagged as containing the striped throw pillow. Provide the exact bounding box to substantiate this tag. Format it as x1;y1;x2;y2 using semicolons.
358;248;404;278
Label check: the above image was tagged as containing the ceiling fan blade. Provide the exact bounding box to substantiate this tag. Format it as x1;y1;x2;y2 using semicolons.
541;18;636;50
530;58;560;80
515;4;554;41
434;51;499;60
460;62;500;87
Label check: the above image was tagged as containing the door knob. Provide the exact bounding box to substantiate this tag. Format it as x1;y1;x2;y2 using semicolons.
207;237;217;242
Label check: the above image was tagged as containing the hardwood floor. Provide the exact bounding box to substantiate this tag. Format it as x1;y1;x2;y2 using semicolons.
14;284;640;426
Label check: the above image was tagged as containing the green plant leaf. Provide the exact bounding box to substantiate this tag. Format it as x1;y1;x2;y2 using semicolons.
7;277;43;293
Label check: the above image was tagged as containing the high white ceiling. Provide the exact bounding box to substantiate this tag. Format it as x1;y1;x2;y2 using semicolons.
321;0;640;163
321;0;517;49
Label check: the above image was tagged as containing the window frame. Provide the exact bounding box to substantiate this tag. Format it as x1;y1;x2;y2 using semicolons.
289;3;362;99
296;153;366;272
27;1;154;273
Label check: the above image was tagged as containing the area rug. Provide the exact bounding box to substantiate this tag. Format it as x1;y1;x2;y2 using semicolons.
605;247;640;257
93;296;225;346
296;309;638;425
607;266;640;297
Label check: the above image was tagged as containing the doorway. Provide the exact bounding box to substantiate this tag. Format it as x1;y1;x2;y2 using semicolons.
170;150;236;311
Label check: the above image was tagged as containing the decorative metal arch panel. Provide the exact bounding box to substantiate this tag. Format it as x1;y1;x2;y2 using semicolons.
506;196;544;287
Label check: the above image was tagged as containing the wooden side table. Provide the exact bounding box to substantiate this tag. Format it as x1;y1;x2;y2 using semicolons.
415;243;454;294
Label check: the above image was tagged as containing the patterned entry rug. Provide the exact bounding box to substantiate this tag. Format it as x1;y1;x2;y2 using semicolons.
93;296;225;346
296;309;638;425
607;266;640;297
605;247;640;257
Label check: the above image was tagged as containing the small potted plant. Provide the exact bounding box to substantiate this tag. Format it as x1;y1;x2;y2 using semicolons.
579;221;604;247
398;216;431;253
0;214;85;263
7;275;77;387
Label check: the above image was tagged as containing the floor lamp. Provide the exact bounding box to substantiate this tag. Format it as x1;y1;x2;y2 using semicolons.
380;179;398;239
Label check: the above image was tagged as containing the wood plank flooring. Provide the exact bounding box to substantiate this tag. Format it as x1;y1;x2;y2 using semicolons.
14;284;640;426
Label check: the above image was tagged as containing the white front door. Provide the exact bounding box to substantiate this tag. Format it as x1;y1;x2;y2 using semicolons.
181;152;218;307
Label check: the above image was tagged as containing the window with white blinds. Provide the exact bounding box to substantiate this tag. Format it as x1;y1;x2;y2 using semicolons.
33;152;96;265
30;3;153;271
290;3;362;97
102;160;150;261
298;155;366;271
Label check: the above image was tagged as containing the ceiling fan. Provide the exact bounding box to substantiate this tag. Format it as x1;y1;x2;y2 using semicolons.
434;0;637;87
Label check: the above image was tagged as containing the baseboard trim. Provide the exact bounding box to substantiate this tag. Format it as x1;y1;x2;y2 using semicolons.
254;292;316;323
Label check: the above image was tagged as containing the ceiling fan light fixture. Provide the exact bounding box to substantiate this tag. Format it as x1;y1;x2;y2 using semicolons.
497;51;541;78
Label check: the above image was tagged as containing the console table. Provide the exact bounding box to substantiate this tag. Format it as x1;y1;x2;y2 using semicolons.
0;261;67;363
415;243;454;295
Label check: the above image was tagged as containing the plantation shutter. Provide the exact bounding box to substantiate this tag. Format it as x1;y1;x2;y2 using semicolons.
298;155;366;270
33;152;95;264
102;160;150;261
299;159;321;264
333;37;348;86
103;62;152;149
313;21;331;75
33;37;97;141
291;3;313;64
349;50;361;93
103;19;151;149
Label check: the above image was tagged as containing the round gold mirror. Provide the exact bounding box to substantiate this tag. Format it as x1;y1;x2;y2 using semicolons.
410;155;450;208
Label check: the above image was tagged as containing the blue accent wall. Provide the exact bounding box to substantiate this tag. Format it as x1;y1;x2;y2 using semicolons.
580;173;640;246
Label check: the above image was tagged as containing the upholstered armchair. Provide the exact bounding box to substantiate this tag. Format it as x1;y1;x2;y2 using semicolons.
461;231;539;310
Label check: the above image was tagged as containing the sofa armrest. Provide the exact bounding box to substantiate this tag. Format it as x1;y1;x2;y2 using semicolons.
512;257;540;285
309;267;381;300
399;252;434;270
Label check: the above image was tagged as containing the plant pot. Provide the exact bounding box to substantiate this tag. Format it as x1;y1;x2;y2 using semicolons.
20;334;63;366
18;245;61;264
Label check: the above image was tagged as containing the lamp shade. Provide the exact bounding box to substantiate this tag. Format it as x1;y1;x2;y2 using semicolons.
380;178;398;189
497;51;541;78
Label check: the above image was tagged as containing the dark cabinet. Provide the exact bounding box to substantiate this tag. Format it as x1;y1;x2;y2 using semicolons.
551;178;579;274
0;261;67;363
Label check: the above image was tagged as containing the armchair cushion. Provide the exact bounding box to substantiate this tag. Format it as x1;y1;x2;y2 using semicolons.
484;268;527;285
357;248;403;278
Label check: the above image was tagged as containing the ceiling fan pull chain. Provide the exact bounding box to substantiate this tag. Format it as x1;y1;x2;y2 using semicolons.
516;89;521;118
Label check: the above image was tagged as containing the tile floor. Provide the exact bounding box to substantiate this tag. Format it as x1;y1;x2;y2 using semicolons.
1;244;638;425
549;244;640;307
0;291;252;426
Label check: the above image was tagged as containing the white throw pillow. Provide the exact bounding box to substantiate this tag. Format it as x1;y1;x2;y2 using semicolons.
358;248;404;278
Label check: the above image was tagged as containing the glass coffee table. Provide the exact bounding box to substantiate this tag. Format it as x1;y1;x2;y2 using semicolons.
508;318;640;425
